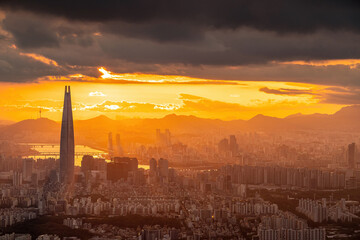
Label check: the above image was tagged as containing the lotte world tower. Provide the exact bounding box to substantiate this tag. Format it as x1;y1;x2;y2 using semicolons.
59;86;75;183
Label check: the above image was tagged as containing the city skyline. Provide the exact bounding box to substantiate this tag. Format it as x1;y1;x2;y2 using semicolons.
0;1;360;239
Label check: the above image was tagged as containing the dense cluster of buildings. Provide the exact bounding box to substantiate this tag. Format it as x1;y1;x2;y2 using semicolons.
258;211;326;240
65;196;180;216
0;87;360;239
219;164;356;190
0;208;37;228
297;198;360;223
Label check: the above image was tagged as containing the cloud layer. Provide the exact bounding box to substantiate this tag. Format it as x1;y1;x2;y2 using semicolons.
0;2;359;105
1;0;360;34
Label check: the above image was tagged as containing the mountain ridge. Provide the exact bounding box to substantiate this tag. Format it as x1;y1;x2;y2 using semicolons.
1;105;359;144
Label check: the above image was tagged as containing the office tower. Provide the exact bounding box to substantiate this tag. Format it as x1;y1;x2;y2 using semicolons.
155;129;171;147
229;135;238;156
165;129;171;146
22;158;34;182
129;158;138;171
13;172;22;186
107;157;139;182
348;143;356;169
149;158;157;172
108;132;114;158
107;162;128;182
31;173;38;187
158;158;169;178
81;155;94;173
107;157;132;182
218;138;229;153
113;157;138;171
59;86;75;183
115;133;124;156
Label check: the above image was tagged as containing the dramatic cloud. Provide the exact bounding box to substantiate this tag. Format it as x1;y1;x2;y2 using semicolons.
2;12;59;49
260;86;360;105
1;0;360;34
0;1;359;90
259;87;317;96
0;42;62;82
321;87;360;105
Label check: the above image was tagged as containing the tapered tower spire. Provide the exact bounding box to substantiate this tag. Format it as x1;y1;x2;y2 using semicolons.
60;86;75;183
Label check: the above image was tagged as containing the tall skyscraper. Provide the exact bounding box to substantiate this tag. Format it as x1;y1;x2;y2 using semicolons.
348;143;356;169
115;133;124;156
149;158;157;173
108;132;114;158
22;158;34;182
158;158;169;178
60;86;75;183
229;135;238;156
155;129;171;147
218;138;229;153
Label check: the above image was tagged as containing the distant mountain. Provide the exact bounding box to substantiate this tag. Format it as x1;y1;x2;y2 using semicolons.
333;105;360;119
0;119;15;126
285;113;303;119
1;105;360;146
247;114;282;130
0;118;60;143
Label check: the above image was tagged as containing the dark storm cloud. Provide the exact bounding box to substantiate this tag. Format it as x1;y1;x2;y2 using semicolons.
2;12;59;49
0;0;360;34
0;45;61;82
0;3;359;90
100;21;205;43
2;12;96;49
98;29;360;65
321;87;360;104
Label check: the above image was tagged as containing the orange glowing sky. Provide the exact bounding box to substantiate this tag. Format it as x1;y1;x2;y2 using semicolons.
0;66;348;122
1;3;360;123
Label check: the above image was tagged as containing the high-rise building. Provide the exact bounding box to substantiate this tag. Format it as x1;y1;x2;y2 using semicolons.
218;138;229;153
107;162;128;182
12;171;22;186
348;143;356;169
158;158;169;178
60;86;75;183
149;158;157;173
108;132;114;158
115;133;124;156
165;129;171;146
155;129;171;147
22;158;34;182
229;135;238;156
81;155;94;173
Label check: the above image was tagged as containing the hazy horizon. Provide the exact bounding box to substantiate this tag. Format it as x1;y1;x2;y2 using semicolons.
0;1;360;239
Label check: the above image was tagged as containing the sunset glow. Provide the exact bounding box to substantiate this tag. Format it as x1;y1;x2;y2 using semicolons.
1;2;360;238
98;67;233;84
19;52;59;66
0;78;344;122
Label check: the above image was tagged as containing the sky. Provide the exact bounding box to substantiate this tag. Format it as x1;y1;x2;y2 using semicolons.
0;1;359;121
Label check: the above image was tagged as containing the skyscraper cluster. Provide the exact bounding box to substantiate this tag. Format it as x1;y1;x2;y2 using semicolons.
108;132;124;158
156;129;171;147
218;135;239;156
